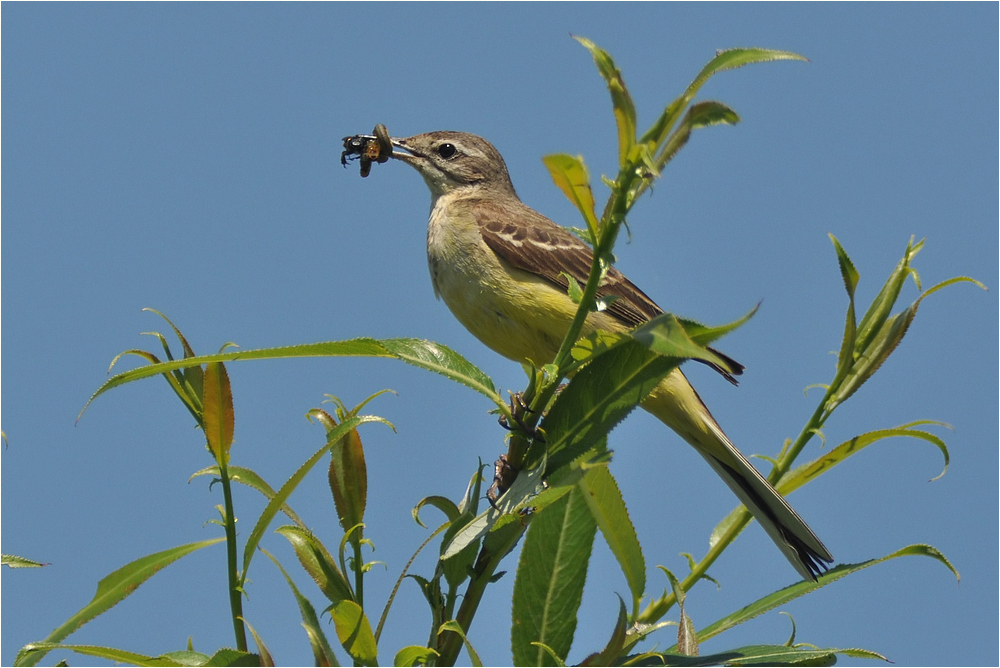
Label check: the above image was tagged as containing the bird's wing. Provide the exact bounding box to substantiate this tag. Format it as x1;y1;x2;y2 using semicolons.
473;198;744;382
474;198;660;327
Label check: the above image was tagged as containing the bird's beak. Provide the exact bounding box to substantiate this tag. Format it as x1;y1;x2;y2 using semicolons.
388;137;421;166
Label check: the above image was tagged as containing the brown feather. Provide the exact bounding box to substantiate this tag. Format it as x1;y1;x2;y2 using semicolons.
472;197;743;382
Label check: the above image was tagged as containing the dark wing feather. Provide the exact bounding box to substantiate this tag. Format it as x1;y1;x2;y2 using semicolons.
472;197;743;382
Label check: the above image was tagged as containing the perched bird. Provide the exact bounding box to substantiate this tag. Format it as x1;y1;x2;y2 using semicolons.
385;130;832;580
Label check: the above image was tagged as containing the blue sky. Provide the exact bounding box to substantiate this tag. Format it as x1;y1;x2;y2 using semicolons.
3;3;996;666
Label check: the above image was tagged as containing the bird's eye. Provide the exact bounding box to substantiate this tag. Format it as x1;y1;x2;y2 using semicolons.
437;143;457;159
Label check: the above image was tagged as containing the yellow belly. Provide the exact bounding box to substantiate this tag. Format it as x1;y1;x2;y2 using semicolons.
425;194;621;366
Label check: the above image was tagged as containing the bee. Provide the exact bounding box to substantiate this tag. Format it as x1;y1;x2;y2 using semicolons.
341;124;393;178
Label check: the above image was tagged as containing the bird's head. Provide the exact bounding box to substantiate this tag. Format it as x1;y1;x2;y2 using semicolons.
390;131;517;198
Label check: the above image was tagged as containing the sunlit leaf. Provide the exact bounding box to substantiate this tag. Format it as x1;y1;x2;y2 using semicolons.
240;619;274;667
394;646;439;667
511;485;597;666
2;554;48;568
190;465;307;529
777;422;951;494
202;362;234;465
574;36;637;168
578;465;645;611
275;526;353;604
635;644;886;666
543;154;600;237
579;597;628;666
438;620;483;668
82;338;502;420
261;548;340;666
328;426;368;545
330;600;378;666
693;544;958;645
15;539;224;667
240;415;389;586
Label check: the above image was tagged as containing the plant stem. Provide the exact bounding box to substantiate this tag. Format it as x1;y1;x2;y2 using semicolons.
436;524;526;666
218;462;248;652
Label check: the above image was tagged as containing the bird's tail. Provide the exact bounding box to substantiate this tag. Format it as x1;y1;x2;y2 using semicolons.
642;371;833;581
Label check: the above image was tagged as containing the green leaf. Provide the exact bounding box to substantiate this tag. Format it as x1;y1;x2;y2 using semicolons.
240;415;389;586
438;620;483;668
687;48;808;104
693;544;958;645
394;646;439;667
15;644;187;667
2;554;48;568
543;154;600;237
327;425;368;544
579;597;629;666
777;422;951;494
261;548;340;667
412;495;461;528
828;234;860;299
635;644;886;666
14;539;224;667
81;338;502;420
578;465;645;611
829;272;985;411
10;643;257;667
854;237;922;357
511;485;597;666
687;100;741;129
540;340;682;472
641;48;805;150
574;36;637;168
658;568;698;657
330;600;378;666
632;312;745;373
202;362;234;465
240;619;274;667
190;465;307;528
275;526;354;604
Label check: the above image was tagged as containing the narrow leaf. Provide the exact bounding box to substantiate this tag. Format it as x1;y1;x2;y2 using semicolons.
828;234;860;299
394;646;439;667
203;362;234;465
328;426;368;543
578;465;645;610
330;600;378;666
543;154;600;237
511;485;597;666
240;415;387;585
412;496;461;528
15;539;224;667
574;36;637;168
275;526;354;604
687;48;807;101
240;619;274;667
81;338;502;420
540;340;682;473
261;548;341;667
2;554;48;568
854;237;922;356
438;620;483;668
579;597;628;666
693;544;958;645
14;643;194;667
777;423;951;494
190;465;307;528
688;100;740;129
645;644;886;666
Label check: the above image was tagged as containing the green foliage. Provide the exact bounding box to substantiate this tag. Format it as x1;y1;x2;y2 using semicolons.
14;36;981;668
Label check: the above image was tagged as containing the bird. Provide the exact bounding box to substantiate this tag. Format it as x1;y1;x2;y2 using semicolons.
383;130;832;581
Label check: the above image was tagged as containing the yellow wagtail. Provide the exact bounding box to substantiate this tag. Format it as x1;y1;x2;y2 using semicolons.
384;130;832;581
